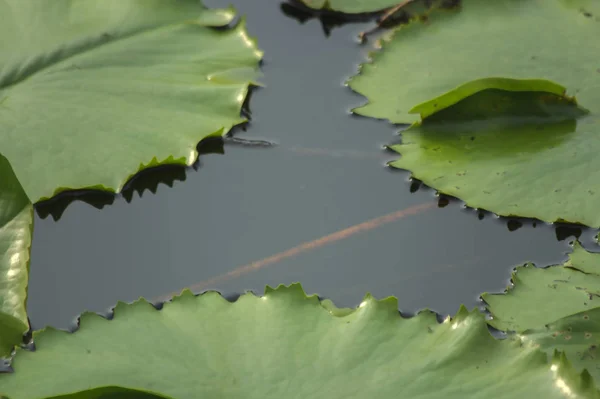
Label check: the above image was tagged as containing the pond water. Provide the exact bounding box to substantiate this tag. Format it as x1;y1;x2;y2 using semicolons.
25;0;595;330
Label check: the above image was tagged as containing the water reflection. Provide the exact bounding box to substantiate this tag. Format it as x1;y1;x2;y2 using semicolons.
555;225;583;242
280;2;377;37
280;0;462;40
35;191;115;222
437;196;450;208
506;220;523;232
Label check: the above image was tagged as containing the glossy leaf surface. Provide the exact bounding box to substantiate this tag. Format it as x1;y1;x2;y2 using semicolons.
1;284;597;398
349;0;600;224
0;155;33;357
349;0;600;124
388;89;600;225
523;308;600;389
0;0;262;202
484;241;600;386
484;241;600;332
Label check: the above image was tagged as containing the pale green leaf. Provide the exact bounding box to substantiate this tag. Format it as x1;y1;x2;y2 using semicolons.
522;308;600;389
0;284;597;399
349;0;600;224
0;0;263;202
484;241;600;384
0;154;33;357
565;242;600;275
388;89;600;225
483;241;600;333
349;0;600;124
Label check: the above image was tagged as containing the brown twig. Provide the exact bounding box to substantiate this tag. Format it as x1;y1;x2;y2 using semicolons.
380;0;417;24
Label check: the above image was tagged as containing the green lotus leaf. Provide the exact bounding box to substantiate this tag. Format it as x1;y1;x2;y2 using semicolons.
349;0;600;224
1;284;598;399
0;155;33;357
484;241;600;383
565;243;600;275
388;89;600;225
522;308;600;389
483;241;600;332
349;0;600;124
0;0;263;202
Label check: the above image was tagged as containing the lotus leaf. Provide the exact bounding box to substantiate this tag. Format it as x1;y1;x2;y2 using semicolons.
0;284;597;398
0;155;33;357
350;0;600;224
0;0;262;202
349;0;599;124
484;241;600;384
388;89;600;225
484;241;600;332
523;308;600;389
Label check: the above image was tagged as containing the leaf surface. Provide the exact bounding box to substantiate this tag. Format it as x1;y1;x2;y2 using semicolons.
484;241;600;332
523;308;600;389
0;155;33;357
349;0;600;124
484;241;600;384
388;89;600;225
0;284;597;399
348;0;600;224
0;0;262;202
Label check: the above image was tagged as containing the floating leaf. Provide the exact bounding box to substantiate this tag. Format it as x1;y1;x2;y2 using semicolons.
565;243;600;275
483;241;600;332
1;284;597;398
0;0;262;202
349;0;600;224
484;241;600;383
523;308;600;389
0;155;33;357
349;0;599;124
388;89;600;225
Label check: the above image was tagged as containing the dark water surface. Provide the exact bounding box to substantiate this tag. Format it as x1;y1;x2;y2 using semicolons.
26;0;594;329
